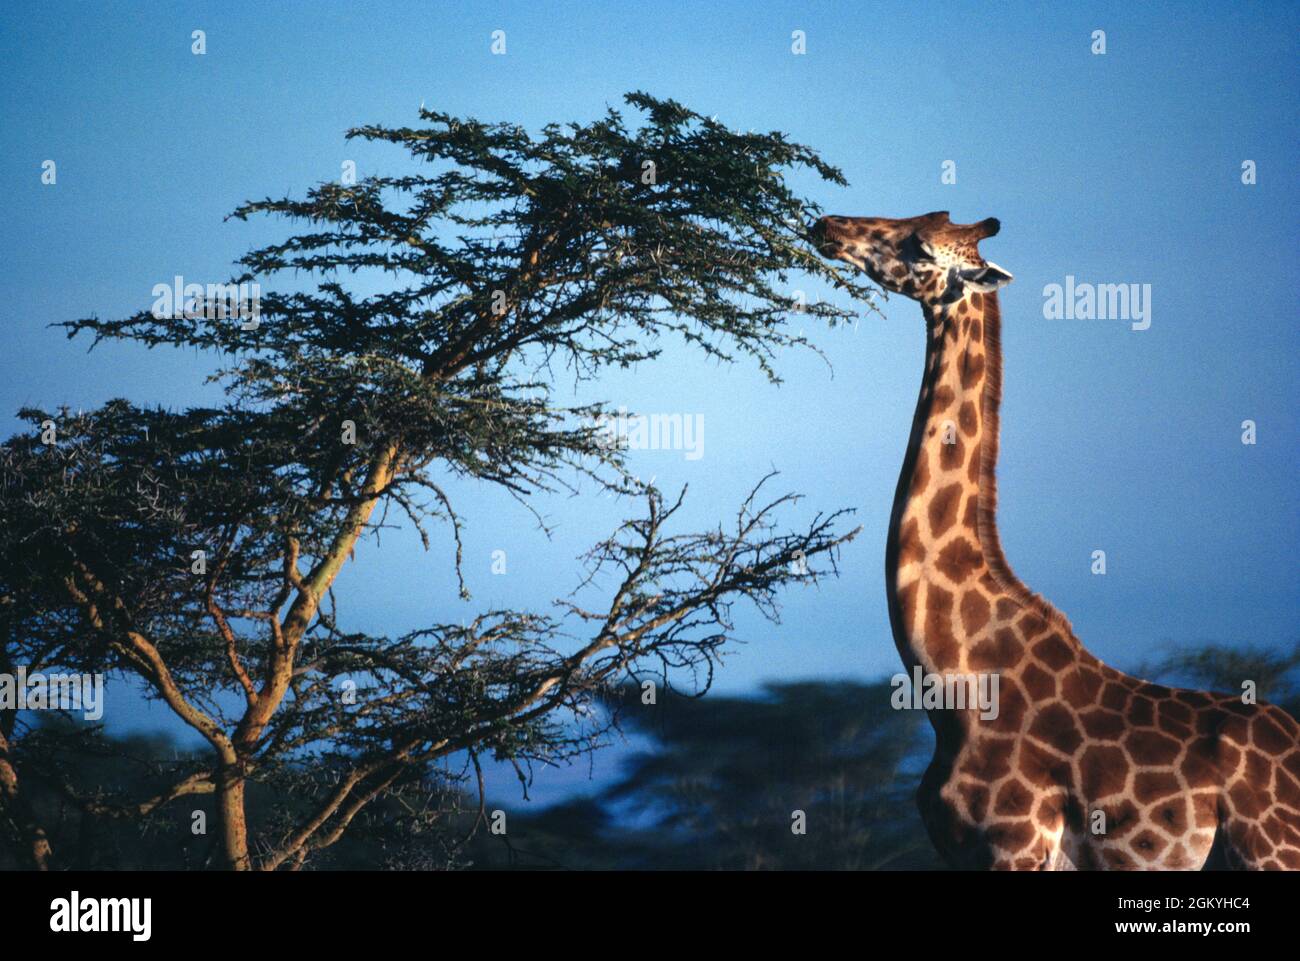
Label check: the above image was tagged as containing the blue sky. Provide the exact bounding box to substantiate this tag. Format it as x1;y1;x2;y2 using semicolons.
2;1;1297;804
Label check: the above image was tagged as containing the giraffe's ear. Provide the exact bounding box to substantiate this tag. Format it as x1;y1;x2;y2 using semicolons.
959;262;1013;291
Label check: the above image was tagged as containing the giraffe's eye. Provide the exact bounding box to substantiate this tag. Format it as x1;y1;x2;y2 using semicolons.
901;233;934;262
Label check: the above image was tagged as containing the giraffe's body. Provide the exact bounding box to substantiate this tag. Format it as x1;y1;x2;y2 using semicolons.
813;211;1300;870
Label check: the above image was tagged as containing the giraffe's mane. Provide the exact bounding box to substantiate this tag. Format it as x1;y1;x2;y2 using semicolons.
975;292;1075;636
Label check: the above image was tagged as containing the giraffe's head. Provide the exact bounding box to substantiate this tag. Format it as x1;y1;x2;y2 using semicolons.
809;211;1012;306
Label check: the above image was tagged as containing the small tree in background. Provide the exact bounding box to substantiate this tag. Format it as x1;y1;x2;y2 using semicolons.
1143;642;1300;721
0;92;876;870
583;681;940;870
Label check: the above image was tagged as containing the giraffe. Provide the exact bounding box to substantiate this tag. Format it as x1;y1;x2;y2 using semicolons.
810;210;1300;870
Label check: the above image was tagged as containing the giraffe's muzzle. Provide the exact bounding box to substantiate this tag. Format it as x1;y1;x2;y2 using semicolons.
807;216;841;254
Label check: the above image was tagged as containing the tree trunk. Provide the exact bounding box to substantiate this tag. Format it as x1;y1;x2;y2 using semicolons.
215;761;251;871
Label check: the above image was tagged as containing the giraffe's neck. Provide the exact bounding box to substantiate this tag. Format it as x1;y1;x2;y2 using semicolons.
886;289;1052;677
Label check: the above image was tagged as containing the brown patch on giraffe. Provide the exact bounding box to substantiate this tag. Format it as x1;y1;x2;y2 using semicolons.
995;598;1018;621
1269;702;1300;737
1276;767;1300;807
1102;847;1136;869
1274;798;1300;836
927;483;962;538
1153;798;1190;837
1075;843;1102;871
910;448;930;496
967;446;982;483
1080;744;1128;799
1021;662;1056;702
1251;825;1279;857
1032;633;1075;672
1159;700;1193;726
1097;798;1142;839
1019;740;1070;786
897;517;926;568
924;585;960;670
1181;740;1220;788
1034;795;1063;828
1218;740;1242;773
984;819;1036;854
985;678;1028;733
1219;699;1255;719
969;318;982;343
1060;667;1103;708
962;495;978;529
1253;711;1294;756
1124;729;1182;766
1028;702;1084;754
1243;751;1273;799
1232;822;1273;860
1216;712;1248;738
1133;771;1182;803
1192;710;1221;737
957;781;989;823
1099;683;1129;713
1156;701;1195;739
1163;842;1192;869
994;778;1035;818
1017;611;1048;640
959;590;991;636
1284;751;1300;783
958;400;978;436
1130;829;1168;862
935;537;984;584
1174;689;1213;709
1128;696;1154;728
1261;814;1288;845
1192;793;1219;829
969;292;983;309
1158;712;1193;740
932;384;955;412
959;736;1016;781
1078;708;1126;741
959;351;985;390
1228;781;1263;819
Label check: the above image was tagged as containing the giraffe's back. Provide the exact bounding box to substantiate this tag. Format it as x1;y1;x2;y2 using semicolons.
924;643;1300;870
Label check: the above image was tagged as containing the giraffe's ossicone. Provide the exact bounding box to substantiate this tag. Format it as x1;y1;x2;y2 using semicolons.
812;211;1300;870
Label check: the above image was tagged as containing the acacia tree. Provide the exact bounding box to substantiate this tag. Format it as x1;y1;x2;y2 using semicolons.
0;92;876;871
